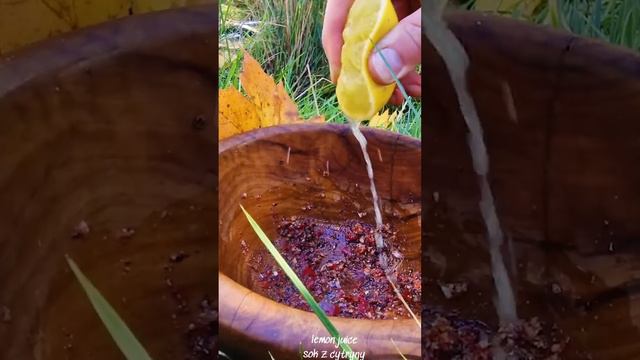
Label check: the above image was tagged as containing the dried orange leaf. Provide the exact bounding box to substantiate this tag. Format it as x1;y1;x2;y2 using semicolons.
219;87;261;139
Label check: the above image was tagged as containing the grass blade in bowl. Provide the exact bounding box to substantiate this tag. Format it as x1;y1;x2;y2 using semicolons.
239;205;357;360
66;255;152;360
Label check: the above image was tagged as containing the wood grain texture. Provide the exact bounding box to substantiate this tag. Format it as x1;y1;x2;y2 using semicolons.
425;11;640;359
219;124;421;359
0;6;216;359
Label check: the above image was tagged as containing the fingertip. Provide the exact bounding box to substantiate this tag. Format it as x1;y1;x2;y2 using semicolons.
400;71;422;98
408;84;421;98
406;85;421;99
322;0;354;85
369;48;404;85
374;9;422;73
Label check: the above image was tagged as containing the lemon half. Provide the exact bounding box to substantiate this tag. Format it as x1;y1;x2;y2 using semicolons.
336;0;399;121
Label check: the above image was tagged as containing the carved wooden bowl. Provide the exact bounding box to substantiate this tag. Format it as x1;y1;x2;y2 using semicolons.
425;12;640;359
219;124;421;359
0;6;216;359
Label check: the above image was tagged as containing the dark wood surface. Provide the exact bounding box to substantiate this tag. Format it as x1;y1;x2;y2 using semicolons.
425;11;640;359
0;6;216;359
219;124;421;359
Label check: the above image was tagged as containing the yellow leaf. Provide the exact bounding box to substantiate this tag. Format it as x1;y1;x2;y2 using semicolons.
275;82;301;124
219;87;261;139
369;109;398;129
240;51;300;127
219;51;324;140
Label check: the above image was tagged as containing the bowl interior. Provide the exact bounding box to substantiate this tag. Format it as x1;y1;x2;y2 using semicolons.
424;11;640;358
0;7;216;359
219;124;421;299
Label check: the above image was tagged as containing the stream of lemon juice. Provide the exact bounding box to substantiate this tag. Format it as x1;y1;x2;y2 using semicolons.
349;122;384;244
348;116;424;327
348;121;393;271
423;0;517;325
349;118;425;330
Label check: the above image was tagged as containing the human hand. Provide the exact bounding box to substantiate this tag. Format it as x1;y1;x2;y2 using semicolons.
322;0;421;105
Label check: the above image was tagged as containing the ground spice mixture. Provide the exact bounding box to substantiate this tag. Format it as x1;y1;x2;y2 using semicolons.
422;307;570;359
186;297;217;360
249;216;420;319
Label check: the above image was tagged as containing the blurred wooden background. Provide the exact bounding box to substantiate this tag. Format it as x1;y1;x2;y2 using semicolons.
0;0;214;55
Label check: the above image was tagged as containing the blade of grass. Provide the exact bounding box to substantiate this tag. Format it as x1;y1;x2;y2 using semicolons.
370;43;421;138
592;0;603;33
372;43;418;116
65;255;152;360
306;63;320;117
219;350;233;359
547;0;562;28
386;274;420;328
239;205;357;360
390;338;408;360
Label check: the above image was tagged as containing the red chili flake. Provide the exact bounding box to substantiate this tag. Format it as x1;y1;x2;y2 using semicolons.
371;268;383;278
352;223;364;235
402;289;412;300
302;266;316;278
357;296;367;313
364;234;375;245
257;280;271;288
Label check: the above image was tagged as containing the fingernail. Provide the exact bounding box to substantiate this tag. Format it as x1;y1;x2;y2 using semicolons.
370;48;403;85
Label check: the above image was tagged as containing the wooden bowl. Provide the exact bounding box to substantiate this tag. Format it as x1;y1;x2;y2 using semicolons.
0;6;216;359
425;12;640;358
218;124;421;359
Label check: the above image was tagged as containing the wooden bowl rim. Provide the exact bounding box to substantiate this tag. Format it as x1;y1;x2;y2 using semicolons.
219;123;421;153
0;4;215;98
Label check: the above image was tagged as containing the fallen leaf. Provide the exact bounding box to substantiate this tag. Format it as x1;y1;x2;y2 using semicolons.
369;109;399;129
274;82;300;125
240;50;302;126
219;51;324;140
219;87;261;138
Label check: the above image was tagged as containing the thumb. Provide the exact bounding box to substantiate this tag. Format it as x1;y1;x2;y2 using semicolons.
368;9;421;85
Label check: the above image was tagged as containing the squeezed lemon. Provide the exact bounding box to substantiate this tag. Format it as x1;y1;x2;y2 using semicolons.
336;0;398;121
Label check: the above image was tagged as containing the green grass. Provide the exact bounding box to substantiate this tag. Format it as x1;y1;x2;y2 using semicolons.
219;0;421;138
66;256;152;360
68;256;230;360
462;0;640;51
